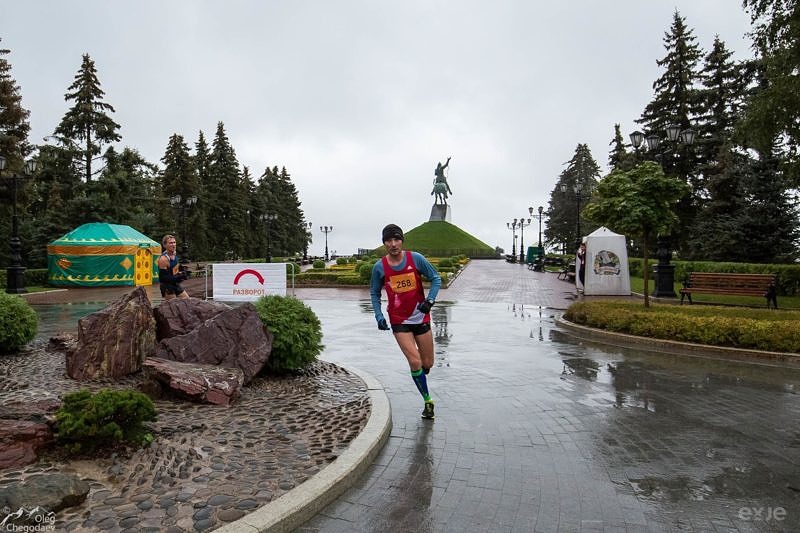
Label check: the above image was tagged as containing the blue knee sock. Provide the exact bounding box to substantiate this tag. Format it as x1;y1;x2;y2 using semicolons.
411;369;431;402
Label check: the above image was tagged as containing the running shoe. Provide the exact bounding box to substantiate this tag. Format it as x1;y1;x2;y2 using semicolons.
421;401;435;420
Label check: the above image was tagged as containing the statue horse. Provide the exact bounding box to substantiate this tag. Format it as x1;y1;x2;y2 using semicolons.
431;180;451;205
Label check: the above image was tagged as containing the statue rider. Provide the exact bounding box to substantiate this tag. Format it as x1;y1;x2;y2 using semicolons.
431;157;452;205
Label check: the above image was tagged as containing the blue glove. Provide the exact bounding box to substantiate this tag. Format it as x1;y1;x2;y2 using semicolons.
377;318;390;330
417;299;434;314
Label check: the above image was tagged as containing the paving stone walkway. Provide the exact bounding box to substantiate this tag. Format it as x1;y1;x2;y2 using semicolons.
299;261;800;533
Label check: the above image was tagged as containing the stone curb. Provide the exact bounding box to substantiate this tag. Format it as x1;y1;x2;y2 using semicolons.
214;366;392;533
556;314;800;367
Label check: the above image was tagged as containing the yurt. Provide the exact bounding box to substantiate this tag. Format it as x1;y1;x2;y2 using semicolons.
47;223;161;287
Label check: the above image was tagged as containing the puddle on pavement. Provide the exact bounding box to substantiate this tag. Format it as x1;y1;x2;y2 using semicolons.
32;302;106;341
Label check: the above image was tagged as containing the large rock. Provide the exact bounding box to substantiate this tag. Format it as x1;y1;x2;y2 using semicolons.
0;399;60;423
0;420;54;470
155;303;272;384
66;287;156;380
143;357;245;405
0;472;89;513
153;298;231;340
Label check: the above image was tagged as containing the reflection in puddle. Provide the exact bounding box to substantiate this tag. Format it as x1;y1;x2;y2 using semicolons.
431;304;451;370
561;357;600;381
32;302;106;341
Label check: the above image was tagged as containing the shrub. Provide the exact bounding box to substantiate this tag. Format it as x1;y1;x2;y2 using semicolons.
54;389;156;454
336;274;363;285
312;259;325;269
564;300;800;353
438;259;452;268
254;295;324;372
336;257;348;265
0;293;38;353
359;262;375;282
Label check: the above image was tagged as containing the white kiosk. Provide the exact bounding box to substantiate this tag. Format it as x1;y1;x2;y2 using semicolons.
580;227;631;296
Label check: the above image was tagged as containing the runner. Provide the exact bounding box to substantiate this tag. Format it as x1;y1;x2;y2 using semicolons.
370;224;442;419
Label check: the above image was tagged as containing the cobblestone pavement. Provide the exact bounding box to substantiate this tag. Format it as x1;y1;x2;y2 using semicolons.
0;350;369;532
298;262;800;533
5;273;371;533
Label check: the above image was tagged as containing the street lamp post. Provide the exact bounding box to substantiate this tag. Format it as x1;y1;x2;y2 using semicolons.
0;156;37;294
260;214;278;262
169;194;197;266
560;183;586;252
506;219;518;260
531;205;545;248
320;225;333;262
302;221;313;262
629;124;696;298
517;216;531;264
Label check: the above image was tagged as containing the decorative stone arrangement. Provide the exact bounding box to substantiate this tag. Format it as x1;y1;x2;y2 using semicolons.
0;289;370;531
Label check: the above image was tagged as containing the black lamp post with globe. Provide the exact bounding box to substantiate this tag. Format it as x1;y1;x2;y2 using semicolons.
629;123;695;297
0;156;37;294
320;225;333;262
170;194;197;266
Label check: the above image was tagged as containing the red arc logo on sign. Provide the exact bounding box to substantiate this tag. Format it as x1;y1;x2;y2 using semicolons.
233;269;265;285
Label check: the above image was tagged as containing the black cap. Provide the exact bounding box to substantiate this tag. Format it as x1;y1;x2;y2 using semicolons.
382;224;404;242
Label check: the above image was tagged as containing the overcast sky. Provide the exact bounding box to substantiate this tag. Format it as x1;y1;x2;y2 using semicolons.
2;1;754;257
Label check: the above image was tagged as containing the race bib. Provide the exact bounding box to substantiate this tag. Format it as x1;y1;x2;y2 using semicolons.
390;271;417;293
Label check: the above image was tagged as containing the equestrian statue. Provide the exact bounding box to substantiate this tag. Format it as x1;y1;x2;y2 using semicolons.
431;156;452;205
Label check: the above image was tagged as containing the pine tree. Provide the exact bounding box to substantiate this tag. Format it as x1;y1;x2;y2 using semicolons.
608;123;634;171
0;40;33;267
206;122;248;259
54;53;121;182
545;144;601;252
158;133;208;258
0;40;31;167
684;37;751;259
637;10;704;152
635;10;704;257
741;0;800;184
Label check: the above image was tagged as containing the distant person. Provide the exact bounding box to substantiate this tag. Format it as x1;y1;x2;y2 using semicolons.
370;224;442;420
158;234;190;300
576;241;586;292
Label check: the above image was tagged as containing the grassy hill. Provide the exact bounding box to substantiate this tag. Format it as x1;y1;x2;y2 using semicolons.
373;221;496;258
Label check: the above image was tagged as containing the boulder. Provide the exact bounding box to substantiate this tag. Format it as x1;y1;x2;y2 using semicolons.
65;286;156;380
0;420;54;470
155;303;272;384
48;332;77;352
0;472;89;513
143;357;244;405
153;298;231;340
0;399;60;423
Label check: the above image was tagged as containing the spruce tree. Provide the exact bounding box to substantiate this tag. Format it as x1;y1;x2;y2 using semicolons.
206;122;248;259
636;10;704;257
0;40;31;167
159;134;207;258
685;37;751;259
545;144;601;252
608;123;634;171
0;41;33;267
637;10;704;152
741;0;800;184
54;54;121;182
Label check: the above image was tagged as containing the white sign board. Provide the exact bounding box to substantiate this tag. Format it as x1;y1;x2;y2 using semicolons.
212;263;287;301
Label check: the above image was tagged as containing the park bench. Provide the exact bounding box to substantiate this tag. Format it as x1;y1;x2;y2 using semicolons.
679;272;778;308
557;262;576;282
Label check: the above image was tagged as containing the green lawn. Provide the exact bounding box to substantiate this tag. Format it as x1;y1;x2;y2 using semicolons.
629;276;800;309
